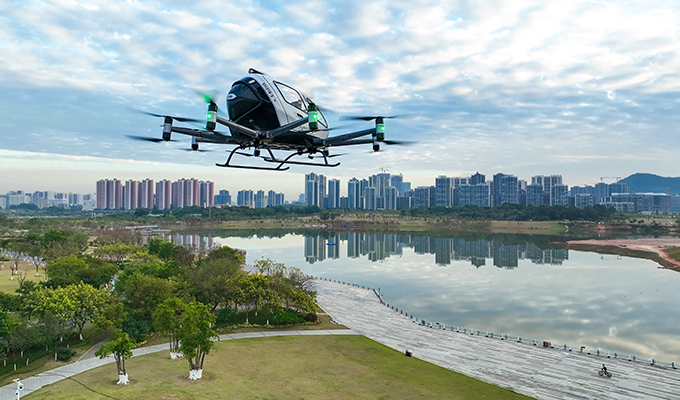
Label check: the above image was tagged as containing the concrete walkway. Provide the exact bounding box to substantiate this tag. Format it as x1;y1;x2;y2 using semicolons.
0;329;359;400
313;279;680;400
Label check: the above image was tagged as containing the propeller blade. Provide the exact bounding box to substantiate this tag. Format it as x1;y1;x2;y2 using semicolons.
125;135;176;143
194;89;220;104
383;140;416;146
131;109;202;123
339;114;410;121
298;124;352;134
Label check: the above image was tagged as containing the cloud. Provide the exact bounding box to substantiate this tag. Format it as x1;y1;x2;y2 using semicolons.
1;0;680;194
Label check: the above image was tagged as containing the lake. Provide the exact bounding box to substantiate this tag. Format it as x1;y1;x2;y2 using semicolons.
175;231;680;363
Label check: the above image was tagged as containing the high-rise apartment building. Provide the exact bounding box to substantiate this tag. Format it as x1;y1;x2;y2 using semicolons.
123;180;138;210
384;186;398;210
155;180;172;210
214;190;231;205
266;190;284;206
532;175;563;205
414;186;434;208
305;173;326;208
254;190;266;208
550;184;569;206
138;179;154;209
526;184;544;206
435;176;453;207
327;179;340;209
470;172;485;185
390;174;404;196
198;181;214;207
96;179;122;210
347;178;361;209
492;173;518;206
237;190;254;207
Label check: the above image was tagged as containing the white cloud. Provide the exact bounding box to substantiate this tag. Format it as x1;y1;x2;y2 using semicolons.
0;0;679;194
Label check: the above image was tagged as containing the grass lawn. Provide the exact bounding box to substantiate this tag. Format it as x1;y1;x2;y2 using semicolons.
26;335;533;400
0;259;45;294
664;246;680;263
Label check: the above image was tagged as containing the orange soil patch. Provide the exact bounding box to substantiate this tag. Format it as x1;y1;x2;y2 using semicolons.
565;238;680;269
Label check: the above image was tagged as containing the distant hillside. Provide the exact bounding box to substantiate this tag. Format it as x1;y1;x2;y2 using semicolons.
619;173;680;195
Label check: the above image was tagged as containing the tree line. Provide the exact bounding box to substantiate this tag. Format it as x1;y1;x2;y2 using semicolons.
0;228;317;384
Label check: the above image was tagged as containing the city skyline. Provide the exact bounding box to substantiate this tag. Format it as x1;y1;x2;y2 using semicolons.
1;1;679;196
6;168;675;214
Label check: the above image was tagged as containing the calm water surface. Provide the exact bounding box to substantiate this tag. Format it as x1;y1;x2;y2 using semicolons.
187;232;680;362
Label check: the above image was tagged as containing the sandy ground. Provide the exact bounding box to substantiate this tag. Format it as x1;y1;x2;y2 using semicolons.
565;238;680;268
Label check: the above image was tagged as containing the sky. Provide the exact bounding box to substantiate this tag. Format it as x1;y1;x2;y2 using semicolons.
1;0;679;199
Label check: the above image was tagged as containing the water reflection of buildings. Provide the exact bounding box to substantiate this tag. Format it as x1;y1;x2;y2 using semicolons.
302;232;568;268
170;234;215;249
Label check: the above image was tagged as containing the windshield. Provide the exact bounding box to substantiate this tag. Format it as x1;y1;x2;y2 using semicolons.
274;82;306;111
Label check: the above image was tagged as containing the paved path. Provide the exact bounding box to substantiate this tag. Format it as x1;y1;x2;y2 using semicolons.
313;279;680;400
0;329;359;400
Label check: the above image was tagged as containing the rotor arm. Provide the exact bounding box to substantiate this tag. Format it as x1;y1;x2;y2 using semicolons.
325;138;374;147
215;115;260;138
267;117;310;139
171;126;233;142
322;128;376;146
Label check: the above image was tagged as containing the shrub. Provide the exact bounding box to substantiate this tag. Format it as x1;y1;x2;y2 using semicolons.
122;316;150;342
272;309;300;325
56;346;76;361
216;307;239;324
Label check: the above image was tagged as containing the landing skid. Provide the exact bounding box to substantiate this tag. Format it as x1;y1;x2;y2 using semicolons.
216;146;340;170
262;151;340;168
216;146;290;171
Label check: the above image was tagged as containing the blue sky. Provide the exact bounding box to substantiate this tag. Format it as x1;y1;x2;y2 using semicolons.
1;0;679;198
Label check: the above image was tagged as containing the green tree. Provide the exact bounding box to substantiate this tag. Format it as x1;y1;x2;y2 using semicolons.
6;314;42;367
40;229;88;262
95;329;135;385
185;246;244;311
177;301;217;380
0;310;19;361
46;255;118;288
152;297;187;359
45;283;110;340
117;273;174;320
45;255;87;288
92;243;141;264
238;273;282;321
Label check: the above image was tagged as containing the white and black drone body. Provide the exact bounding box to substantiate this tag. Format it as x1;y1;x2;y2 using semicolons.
129;69;410;171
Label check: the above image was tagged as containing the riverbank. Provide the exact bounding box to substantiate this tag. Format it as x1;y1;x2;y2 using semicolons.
163;216;680;237
563;238;680;270
164;218;568;235
314;279;680;400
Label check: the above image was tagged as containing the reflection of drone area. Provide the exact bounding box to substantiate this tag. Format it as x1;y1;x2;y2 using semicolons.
129;69;412;171
303;232;568;268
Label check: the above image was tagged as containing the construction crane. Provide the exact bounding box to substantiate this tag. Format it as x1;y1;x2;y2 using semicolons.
600;176;622;183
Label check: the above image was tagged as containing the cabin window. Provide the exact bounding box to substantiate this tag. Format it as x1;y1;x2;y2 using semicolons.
274;82;306;111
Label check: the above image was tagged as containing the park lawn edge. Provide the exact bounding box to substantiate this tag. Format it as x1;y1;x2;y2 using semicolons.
24;334;535;400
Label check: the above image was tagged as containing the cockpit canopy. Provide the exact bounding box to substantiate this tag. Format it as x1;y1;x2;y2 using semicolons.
226;69;328;133
226;77;279;131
